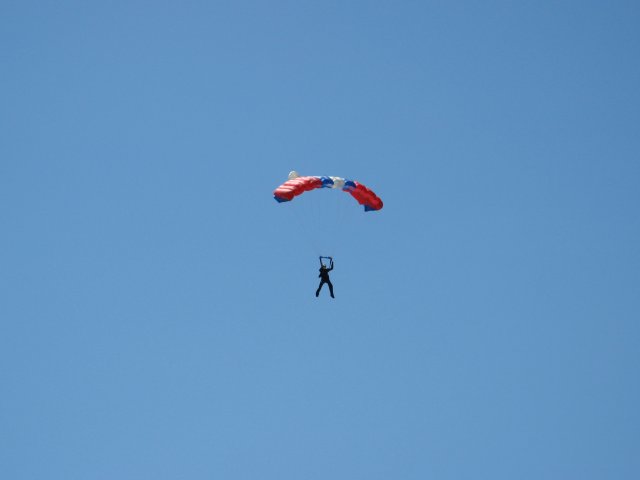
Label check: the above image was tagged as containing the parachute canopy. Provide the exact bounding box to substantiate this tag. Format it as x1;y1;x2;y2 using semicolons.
273;171;383;212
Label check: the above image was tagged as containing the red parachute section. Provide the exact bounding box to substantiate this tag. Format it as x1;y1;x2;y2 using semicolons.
344;181;383;211
273;176;323;202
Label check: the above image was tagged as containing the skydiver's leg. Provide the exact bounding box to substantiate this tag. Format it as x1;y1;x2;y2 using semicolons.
327;280;334;298
316;281;325;297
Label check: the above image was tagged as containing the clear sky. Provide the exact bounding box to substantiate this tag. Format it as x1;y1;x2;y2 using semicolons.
2;1;639;478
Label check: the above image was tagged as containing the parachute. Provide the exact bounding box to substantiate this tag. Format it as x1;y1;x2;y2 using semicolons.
273;171;383;211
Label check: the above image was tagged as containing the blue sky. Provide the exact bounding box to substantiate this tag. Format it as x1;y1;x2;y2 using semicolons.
2;1;639;478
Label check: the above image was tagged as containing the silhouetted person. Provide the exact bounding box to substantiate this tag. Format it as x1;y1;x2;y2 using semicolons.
316;257;335;298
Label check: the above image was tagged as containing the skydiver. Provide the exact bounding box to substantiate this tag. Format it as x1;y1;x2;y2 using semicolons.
316;256;335;298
